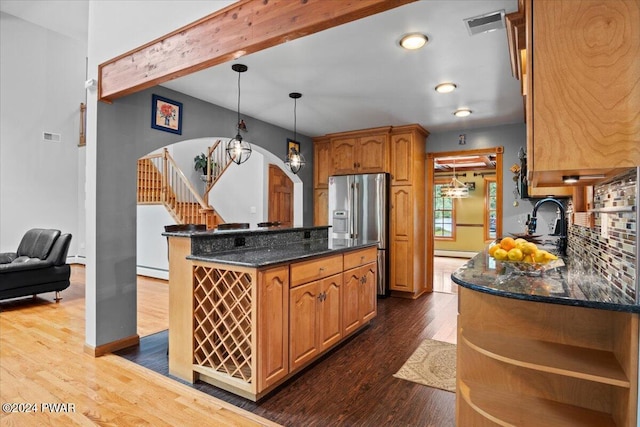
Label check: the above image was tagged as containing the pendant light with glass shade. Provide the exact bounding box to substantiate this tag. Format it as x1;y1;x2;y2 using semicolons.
284;92;305;174
226;64;252;165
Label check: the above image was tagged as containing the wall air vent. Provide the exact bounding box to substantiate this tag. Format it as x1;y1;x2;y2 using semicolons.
43;132;61;142
464;10;505;36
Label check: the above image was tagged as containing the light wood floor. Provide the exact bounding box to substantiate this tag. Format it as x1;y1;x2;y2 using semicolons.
432;256;468;294
0;266;278;427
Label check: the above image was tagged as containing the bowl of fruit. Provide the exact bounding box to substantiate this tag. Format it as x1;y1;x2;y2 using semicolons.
487;237;562;275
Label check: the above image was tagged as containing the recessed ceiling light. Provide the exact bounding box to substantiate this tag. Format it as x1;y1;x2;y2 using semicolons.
435;83;457;93
453;108;472;117
399;33;428;50
562;175;580;184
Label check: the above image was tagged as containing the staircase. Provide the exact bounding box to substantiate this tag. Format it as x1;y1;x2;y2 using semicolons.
137;142;230;229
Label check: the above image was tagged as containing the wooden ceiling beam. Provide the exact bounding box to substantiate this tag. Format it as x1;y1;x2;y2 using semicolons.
98;0;415;102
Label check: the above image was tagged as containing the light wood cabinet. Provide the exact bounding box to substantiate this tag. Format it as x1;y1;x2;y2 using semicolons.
169;237;377;401
457;286;638;426
390;186;412;292
257;266;289;390
343;261;376;336
523;0;640;187
330;132;388;175
389;125;428;297
313;137;331;188
289;273;342;371
313;188;329;226
313;124;428;298
390;133;413;186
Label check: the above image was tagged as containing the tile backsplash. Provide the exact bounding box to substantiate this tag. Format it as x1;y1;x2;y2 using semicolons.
567;168;638;303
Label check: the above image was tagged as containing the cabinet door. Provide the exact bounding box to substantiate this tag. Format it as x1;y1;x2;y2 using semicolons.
359;263;377;323
290;281;320;371
390;133;413;185
390;186;413;291
313;138;331;188
314;188;329;226
531;0;640;179
318;274;342;352
331;137;358;175
257;266;289;390
357;134;387;173
342;268;362;336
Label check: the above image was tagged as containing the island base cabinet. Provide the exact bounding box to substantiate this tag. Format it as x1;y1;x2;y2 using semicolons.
457;287;638;427
343;262;377;336
289;273;342;372
257;266;289;391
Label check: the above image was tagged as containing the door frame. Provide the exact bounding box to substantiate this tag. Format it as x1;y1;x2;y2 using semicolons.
425;147;503;292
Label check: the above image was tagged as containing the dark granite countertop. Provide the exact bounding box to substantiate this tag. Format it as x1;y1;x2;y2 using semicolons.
451;248;640;313
187;238;378;268
163;225;330;238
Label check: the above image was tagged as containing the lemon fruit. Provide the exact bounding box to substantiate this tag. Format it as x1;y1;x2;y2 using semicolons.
534;250;551;264
488;244;500;257
507;248;524;261
522;242;538;255
493;248;508;261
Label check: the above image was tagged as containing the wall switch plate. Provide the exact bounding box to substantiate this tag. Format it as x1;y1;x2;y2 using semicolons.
249;206;257;214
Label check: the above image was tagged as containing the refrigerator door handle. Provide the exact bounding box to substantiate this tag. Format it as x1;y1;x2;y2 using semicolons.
353;182;359;239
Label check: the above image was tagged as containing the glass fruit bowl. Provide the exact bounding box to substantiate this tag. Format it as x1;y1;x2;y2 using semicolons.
498;259;564;276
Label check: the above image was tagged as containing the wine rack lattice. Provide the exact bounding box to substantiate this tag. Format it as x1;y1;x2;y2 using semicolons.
193;265;253;383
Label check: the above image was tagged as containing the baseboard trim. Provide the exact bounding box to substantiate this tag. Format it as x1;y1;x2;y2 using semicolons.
84;334;140;357
136;266;169;280
434;250;477;259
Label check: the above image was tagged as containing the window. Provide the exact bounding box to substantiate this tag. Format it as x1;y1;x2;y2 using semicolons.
485;177;497;241
434;181;455;240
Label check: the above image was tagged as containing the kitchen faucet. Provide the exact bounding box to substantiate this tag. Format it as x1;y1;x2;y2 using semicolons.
527;197;567;255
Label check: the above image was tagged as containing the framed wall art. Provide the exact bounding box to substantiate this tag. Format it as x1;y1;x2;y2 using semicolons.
151;94;182;134
287;138;300;157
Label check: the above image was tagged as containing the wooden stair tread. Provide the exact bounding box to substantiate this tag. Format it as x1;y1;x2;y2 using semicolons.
462;329;629;387
459;380;616;427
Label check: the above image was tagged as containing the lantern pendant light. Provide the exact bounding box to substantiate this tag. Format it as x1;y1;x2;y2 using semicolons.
226;64;252;165
440;161;469;198
284;92;305;174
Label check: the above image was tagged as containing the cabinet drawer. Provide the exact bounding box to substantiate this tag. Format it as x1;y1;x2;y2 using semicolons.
343;247;377;270
290;254;343;288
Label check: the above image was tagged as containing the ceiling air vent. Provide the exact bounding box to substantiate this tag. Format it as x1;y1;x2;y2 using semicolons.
464;10;505;36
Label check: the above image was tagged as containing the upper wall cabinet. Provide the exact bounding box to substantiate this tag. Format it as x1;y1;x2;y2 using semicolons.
329;127;390;176
510;0;640;187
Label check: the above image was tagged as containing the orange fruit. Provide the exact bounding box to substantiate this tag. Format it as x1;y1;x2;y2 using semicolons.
500;237;516;251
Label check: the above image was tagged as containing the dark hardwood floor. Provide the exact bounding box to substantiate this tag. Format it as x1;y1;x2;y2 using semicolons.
117;291;458;427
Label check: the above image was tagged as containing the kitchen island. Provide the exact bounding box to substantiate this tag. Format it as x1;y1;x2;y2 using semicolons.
165;226;378;401
451;250;639;426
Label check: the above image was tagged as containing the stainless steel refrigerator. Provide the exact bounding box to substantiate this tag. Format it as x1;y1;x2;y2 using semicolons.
328;173;389;296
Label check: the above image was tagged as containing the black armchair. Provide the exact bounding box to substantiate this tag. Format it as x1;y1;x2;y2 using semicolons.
0;229;72;301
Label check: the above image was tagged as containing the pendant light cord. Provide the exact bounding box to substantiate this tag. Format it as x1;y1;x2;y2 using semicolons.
237;70;241;129
293;97;297;145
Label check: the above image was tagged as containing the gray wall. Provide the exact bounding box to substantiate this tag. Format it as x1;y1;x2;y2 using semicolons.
427;122;538;236
93;86;312;345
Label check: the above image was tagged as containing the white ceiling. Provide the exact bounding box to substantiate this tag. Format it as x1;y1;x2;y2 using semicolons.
1;0;524;138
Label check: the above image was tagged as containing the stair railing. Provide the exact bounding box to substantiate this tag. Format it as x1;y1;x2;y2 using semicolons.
138;148;225;227
202;139;234;205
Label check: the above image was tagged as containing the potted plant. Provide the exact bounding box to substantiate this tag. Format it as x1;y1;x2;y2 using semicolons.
194;153;216;175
